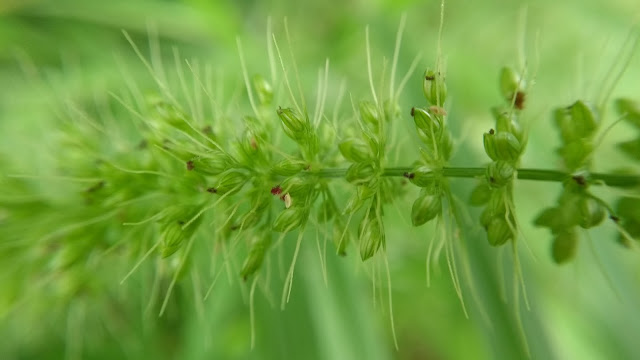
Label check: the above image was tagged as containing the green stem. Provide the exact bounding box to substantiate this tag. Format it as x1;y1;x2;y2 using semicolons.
310;167;640;188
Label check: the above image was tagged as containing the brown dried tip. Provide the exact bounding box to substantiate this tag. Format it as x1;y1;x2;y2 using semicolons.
86;181;105;193
206;187;217;194
186;161;195;171
410;107;415;117
514;91;526;110
403;172;415;179
429;106;447;116
489;129;495;135
572;175;586;186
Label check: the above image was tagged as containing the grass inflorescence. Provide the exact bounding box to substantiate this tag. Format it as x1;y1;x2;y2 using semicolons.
1;3;640;358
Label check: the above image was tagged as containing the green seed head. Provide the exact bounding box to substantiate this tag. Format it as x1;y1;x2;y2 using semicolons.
159;206;202;257
277;107;307;142
486;160;515;188
492;108;524;143
189;152;233;175
234;130;268;167
272;158;308;176
384;99;401;122
359;211;385;261
148;97;189;133
411;192;442;226
339;138;375;163
423;69;447;106
553;107;574;143
240;234;272;280
240;190;271;228
570;101;599;138
483;130;522;163
160;221;186;258
272;207;309;233
534;207;561;230
346;162;377;184
552;229;578;264
498;66;524;104
479;207;493;229
485;189;508;216
412;108;445;154
408;166;440;190
252;74;273;106
438;130;454;161
240;210;263;229
558;139;593;171
344;181;379;214
554;101;599;143
554;193;584;231
578;196;605;229
412;107;440;135
214;169;248;195
280;177;314;201
359;101;381;129
486;216;514;246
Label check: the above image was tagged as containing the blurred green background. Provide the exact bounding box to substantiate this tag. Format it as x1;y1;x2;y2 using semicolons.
1;0;640;359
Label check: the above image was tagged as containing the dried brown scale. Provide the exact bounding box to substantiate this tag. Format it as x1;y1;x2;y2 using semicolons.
86;181;105;193
514;91;526;109
572;175;587;186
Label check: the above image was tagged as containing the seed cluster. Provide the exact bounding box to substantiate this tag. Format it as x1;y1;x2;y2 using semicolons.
407;69;452;229
471;67;526;247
